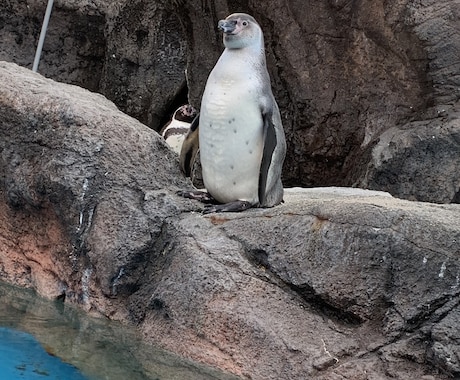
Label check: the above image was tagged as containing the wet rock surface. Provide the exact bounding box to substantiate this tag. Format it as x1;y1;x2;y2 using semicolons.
1;62;459;379
1;0;459;202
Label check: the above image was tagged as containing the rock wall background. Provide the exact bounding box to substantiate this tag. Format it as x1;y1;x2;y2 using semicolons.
1;0;459;202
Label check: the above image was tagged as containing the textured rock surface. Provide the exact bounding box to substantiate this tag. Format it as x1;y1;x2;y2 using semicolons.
1;62;460;379
358;108;460;203
1;0;459;202
100;0;187;129
0;0;108;91
0;61;188;317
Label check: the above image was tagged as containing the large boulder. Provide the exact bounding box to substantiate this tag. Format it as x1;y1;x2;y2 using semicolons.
1;61;459;379
100;0;188;129
358;107;460;203
1;0;459;202
0;60;188;309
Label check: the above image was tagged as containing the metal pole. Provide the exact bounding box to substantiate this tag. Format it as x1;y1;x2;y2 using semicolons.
32;0;54;72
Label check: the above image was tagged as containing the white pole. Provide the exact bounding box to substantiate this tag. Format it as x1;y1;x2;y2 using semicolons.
32;0;54;72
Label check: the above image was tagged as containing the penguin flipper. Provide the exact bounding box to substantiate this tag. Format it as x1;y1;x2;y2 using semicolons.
179;114;200;177
258;111;277;206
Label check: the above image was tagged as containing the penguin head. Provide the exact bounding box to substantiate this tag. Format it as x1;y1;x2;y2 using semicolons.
174;104;198;123
218;13;263;50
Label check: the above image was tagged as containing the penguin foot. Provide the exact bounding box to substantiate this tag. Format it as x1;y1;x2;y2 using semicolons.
203;201;253;214
176;190;215;204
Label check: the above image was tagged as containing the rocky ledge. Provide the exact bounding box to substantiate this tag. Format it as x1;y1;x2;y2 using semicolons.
1;61;459;379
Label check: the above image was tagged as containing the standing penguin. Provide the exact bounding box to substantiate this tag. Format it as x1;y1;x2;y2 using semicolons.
179;13;286;213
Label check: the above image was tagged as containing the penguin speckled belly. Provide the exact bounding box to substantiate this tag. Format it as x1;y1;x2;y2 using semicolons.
178;13;286;214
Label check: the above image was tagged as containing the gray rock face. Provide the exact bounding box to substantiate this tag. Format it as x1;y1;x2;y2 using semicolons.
1;0;459;203
0;61;188;305
100;0;187;129
0;0;109;91
358;111;460;203
1;62;460;379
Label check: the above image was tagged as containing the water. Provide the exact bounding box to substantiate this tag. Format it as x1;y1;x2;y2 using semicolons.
0;282;241;380
0;327;87;379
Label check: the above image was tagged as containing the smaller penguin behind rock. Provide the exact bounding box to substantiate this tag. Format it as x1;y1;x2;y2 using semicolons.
160;104;198;154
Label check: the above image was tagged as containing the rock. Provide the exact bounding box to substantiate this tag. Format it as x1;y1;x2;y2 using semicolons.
1;1;459;202
429;306;460;374
358;108;460;203
100;0;188;129
0;60;191;314
1;61;459;379
0;0;109;92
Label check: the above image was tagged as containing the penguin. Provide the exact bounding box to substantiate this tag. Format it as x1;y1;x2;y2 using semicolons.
160;104;197;154
178;13;286;214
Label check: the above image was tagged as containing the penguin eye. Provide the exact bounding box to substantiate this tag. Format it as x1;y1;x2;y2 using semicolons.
242;21;248;26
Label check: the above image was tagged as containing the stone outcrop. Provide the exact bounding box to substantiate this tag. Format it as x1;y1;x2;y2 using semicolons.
1;0;459;202
1;61;460;379
357;109;460;203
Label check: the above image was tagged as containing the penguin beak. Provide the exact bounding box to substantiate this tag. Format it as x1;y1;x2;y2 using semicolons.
218;19;237;34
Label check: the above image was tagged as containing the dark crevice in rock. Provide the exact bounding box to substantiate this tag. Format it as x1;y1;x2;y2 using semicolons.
107;221;166;299
289;283;364;326
246;248;270;269
158;80;190;131
148;297;172;320
55;292;66;302
244;248;363;327
405;295;460;333
125;219;179;323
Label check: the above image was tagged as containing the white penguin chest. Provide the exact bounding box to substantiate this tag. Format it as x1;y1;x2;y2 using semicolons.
200;72;264;204
162;120;190;154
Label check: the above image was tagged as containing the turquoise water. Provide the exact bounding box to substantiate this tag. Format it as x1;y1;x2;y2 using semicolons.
0;282;240;380
0;327;88;379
